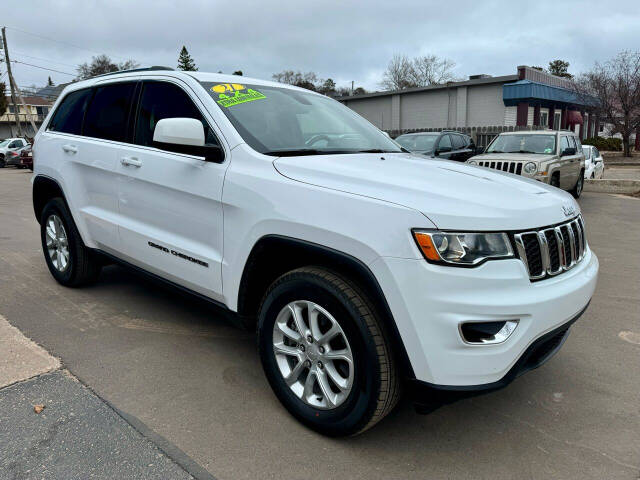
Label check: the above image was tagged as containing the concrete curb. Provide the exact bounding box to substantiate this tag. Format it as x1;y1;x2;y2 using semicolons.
584;179;640;194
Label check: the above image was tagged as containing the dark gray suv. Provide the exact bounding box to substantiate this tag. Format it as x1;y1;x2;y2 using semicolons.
395;131;476;162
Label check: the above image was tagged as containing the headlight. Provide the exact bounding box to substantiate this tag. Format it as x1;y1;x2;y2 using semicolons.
523;162;537;174
413;230;514;266
467;160;477;165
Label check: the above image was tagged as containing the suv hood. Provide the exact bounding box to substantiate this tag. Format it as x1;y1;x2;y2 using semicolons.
273;153;577;231
470;152;556;163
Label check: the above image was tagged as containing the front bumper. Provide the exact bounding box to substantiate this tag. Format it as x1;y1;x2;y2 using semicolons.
369;247;598;386
408;304;586;411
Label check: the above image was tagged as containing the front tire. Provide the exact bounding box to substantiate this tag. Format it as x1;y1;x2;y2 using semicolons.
40;198;102;286
572;171;584;198
257;267;400;436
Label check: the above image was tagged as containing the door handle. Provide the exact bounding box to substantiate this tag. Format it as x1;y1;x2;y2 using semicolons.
121;156;142;167
62;144;78;154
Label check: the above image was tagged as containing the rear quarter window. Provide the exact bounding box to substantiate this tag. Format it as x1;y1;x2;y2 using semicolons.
48;88;93;135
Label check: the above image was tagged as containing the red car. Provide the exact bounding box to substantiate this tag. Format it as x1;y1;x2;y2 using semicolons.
18;145;33;170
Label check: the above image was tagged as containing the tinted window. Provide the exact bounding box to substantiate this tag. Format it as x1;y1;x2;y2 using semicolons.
83;82;136;142
451;134;465;149
135;81;219;148
48;88;93;135
438;135;452;151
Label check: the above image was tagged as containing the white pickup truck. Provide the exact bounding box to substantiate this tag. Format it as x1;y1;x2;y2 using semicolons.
31;68;598;436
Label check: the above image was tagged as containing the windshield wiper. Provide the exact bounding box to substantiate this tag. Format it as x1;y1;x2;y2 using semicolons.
354;149;400;154
264;148;401;157
488;150;503;153
263;149;352;157
517;150;537;154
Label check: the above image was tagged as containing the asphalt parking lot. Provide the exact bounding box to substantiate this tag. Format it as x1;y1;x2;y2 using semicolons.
0;168;639;479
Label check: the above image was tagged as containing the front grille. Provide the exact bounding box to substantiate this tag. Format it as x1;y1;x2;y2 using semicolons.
514;216;587;281
476;160;523;175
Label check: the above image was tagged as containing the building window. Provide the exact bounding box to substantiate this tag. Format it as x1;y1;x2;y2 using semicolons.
599;124;604;133
8;105;15;114
553;112;561;130
540;112;548;127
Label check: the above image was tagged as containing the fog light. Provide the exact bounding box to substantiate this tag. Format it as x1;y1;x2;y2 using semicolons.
459;320;518;345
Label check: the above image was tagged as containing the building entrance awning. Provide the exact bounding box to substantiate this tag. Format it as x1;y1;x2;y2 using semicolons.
503;80;597;108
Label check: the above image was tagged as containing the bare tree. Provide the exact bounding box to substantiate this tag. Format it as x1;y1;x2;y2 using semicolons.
77;55;139;80
381;54;457;90
272;70;320;91
578;51;640;156
380;54;416;90
409;55;457;85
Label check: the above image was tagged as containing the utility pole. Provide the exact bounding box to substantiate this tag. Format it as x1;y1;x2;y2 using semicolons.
11;75;38;136
351;80;354;96
2;27;23;137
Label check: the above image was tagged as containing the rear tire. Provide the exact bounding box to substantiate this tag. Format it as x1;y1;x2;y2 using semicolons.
40;198;102;287
257;267;400;436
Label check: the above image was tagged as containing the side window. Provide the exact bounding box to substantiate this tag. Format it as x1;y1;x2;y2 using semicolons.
83;82;136;142
560;136;570;152
438;134;452;151
48;89;93;135
135;81;220;149
9;141;20;148
574;137;582;153
593;147;600;158
451;134;465;149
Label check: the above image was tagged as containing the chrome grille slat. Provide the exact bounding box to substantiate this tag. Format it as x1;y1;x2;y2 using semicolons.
515;216;587;281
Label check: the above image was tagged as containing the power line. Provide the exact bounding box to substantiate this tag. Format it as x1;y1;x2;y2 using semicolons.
4;25;149;66
11;60;75;76
12;51;78;69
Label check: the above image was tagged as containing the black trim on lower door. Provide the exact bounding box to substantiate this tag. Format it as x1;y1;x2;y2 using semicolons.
94;250;244;326
409;302;590;413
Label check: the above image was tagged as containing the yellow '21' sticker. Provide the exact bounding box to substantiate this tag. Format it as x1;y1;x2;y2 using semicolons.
211;83;266;108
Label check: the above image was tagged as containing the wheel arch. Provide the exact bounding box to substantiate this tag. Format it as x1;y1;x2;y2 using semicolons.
237;234;415;379
33;175;69;224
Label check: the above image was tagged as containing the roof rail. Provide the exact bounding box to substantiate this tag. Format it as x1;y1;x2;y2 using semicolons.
92;66;174;79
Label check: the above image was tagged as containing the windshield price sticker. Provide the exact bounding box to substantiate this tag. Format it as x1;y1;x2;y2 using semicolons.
211;83;266;108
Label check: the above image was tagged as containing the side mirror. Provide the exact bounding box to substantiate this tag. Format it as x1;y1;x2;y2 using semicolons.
153;118;223;163
561;147;576;157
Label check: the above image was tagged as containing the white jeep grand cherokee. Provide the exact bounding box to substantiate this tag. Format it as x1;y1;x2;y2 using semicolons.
32;68;598;436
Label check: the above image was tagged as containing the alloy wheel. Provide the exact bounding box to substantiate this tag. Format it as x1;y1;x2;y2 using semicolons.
272;300;354;409
45;214;70;272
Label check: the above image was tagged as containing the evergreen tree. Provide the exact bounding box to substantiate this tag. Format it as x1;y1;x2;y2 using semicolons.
47;76;55;86
0;83;7;118
177;46;198;71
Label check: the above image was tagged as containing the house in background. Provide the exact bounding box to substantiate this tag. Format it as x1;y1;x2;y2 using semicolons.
1;95;53;139
340;66;600;148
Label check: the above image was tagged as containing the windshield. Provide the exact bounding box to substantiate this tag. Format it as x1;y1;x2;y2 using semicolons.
396;134;438;152
0;140;10;147
486;134;556;154
200;82;402;156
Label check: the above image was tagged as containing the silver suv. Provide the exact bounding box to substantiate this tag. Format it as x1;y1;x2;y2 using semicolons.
466;131;585;198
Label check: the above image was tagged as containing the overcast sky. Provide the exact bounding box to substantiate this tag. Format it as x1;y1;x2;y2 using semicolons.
3;0;638;93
